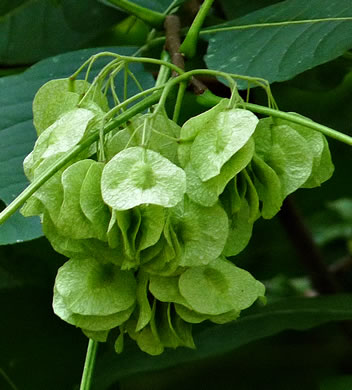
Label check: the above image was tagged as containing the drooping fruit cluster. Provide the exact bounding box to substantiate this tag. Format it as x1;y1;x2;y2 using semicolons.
21;78;334;355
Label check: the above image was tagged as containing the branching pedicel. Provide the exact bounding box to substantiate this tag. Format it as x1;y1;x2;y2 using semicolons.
13;53;336;355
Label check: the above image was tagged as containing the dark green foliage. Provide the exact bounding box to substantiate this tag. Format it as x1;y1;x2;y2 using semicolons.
0;0;352;388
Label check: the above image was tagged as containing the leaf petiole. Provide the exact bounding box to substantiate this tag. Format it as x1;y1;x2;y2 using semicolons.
155;51;172;88
246;103;352;146
180;0;215;58
103;0;165;28
172;81;187;123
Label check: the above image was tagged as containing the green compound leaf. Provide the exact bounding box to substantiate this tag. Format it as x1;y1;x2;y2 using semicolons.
53;288;134;331
169;196;229;267
33;78;109;135
253;117;313;198
55;257;137;316
182;100;258;181
178;257;265;315
275;115;334;188
205;0;352;89
185;138;254;207
101;147;186;210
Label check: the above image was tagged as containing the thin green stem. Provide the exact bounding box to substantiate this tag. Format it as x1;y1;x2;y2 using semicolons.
155;51;172;88
103;0;165;28
141;116;148;146
120;55;184;76
180;0;215;58
155;68;269;112
164;0;181;15
127;68;144;92
123;64;128;102
173;81;187;123
78;58;121;106
80;339;98;390
70;52;184;83
151;128;179;142
104;84;163;121
139;36;166;53
0;91;162;225
124;122;143;150
245;103;352;146
110;77;123;109
70;52;120;80
196;90;352;146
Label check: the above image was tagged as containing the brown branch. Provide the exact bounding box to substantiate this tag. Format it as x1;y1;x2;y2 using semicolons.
279;196;341;294
164;14;208;95
164;15;185;75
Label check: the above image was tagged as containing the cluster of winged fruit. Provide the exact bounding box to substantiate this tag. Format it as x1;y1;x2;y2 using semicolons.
21;78;334;355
